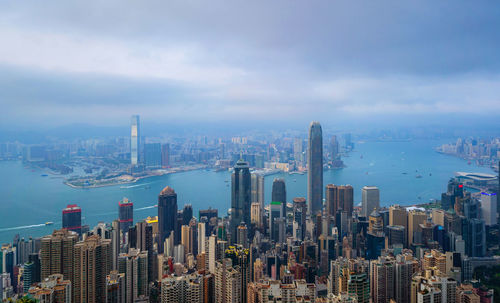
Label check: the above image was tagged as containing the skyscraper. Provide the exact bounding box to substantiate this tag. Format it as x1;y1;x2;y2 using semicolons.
250;173;265;211
269;201;283;243
144;143;162;168
330;135;339;162
118;198;133;233
161;143;170;168
361;186;380;218
73;235;112;303
230;160;251;244
326;184;354;217
40;229;78;282
307;121;323;215
271;178;286;216
158;186;178;252
130;115;140;166
62;204;82;235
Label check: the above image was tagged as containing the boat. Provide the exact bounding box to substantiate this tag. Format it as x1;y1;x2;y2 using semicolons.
429;173;432;176
360;155;363;159
416;174;422;178
402;172;407;175
45;222;54;225
41;174;48;177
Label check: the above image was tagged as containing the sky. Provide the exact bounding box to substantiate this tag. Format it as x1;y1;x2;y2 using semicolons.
0;1;500;131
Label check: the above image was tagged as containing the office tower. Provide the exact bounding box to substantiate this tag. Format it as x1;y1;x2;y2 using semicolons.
251;173;265;211
408;210;426;247
330;135;340;161
118;249;148;303
480;192;497;226
144;143;162;168
272;178;287;216
182;204;194;225
106;271;125;303
293;137;303;165
198;222;206;254
361;186;380;218
22;262;35;293
40;229;78;281
158;186;178;252
250;202;262;228
230;160;251;244
181;225;192;257
293;197;307;239
386;225;406;248
28;253;41;285
130;115;140;166
118;198;133;233
307;121;323;215
28;274;72;303
208;235;217;274
237;224;248;248
62;204;82;235
370;256;395;303
368;210;384;234
269;201;283;243
73;235;112;303
389;204;408;230
463;218;486;257
348;273;369;303
161;143;170;168
134;220;154;283
111;220;120;272
215;258;242;303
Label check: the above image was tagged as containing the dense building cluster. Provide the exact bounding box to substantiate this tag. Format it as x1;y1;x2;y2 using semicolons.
1;121;499;303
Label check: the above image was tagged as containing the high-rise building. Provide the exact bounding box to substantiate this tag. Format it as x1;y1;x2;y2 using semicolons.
386;225;406;248
293;137;304;166
408;210;426;247
40;229;78;282
480;192;497;226
73;235;112;303
106;270;125;303
130;115;140;166
144;143;162;168
158;186;178;252
250;202;262;229
370;256;395;303
271;178;286;216
225;245;250;303
251;173;265;211
348;273;369;303
307;121;323;215
118;248;148;303
62;204;82;235
161;273;205;303
330;135;340;162
293;197;307;240
118;198;133;233
361;186;380;218
111;220;120;272
389;205;407;230
215;258;242;303
161;143;170;168
269;201;283;243
326;184;354;217
230;160;251;244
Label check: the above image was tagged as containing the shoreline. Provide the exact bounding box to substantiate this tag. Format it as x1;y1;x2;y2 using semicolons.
63;165;209;189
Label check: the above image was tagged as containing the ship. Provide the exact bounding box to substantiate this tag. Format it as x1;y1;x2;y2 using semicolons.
416;174;422;178
45;222;54;225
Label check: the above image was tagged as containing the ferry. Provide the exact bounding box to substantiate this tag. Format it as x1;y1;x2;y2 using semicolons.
45;222;54;226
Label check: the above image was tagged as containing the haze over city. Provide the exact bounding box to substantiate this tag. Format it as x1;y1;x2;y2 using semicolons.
1;2;500;303
1;1;500;133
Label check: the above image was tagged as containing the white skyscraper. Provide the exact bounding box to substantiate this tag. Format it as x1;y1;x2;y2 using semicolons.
480;192;497;226
130;115;140;166
197;222;206;254
362;186;380;217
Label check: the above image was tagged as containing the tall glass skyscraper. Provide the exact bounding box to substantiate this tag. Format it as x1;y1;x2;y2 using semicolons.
272;178;287;216
230;159;251;243
307;121;323;215
158;186;177;252
130;115;140;166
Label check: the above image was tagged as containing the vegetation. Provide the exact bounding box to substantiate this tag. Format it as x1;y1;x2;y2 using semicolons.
474;265;500;303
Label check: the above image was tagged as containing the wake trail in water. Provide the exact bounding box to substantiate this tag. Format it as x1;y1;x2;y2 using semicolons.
120;182;155;189
136;205;156;211
0;222;60;232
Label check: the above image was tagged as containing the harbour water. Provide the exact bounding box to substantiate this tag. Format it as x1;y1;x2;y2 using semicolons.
0;139;494;243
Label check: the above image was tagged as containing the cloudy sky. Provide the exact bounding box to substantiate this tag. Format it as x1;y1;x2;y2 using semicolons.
1;1;499;130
